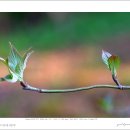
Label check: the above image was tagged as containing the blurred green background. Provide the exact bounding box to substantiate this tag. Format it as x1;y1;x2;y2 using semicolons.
0;12;130;117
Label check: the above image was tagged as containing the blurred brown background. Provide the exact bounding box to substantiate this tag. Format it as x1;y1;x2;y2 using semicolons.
0;12;130;117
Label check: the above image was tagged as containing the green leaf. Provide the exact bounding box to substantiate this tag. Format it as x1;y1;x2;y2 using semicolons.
0;43;33;83
8;43;23;71
7;43;33;81
108;55;120;76
102;50;112;68
7;43;23;81
2;74;18;83
0;57;18;82
23;48;33;70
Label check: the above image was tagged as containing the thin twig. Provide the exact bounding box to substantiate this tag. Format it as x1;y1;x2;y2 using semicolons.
112;74;122;88
20;82;130;93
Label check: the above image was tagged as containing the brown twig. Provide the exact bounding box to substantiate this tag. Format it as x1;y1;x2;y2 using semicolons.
20;81;130;93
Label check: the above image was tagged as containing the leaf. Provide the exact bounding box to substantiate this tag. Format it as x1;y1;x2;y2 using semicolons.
7;43;33;82
102;50;120;76
7;43;23;81
23;48;33;70
8;43;23;71
2;74;18;83
0;43;33;83
102;50;112;68
108;55;120;76
0;57;18;82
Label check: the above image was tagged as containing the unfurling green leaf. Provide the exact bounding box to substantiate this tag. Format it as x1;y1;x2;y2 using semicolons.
8;43;24;79
102;50;120;76
23;48;33;70
108;55;120;76
0;42;33;83
102;50;112;68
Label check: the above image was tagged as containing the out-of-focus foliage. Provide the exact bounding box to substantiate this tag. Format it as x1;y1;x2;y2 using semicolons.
1;13;130;54
98;94;114;114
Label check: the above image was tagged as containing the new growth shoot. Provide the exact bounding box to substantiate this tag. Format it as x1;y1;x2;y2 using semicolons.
0;43;130;93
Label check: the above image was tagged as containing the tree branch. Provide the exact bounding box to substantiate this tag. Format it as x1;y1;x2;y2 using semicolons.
20;82;130;93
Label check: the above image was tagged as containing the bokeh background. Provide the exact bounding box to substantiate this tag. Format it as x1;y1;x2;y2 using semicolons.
0;12;130;117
